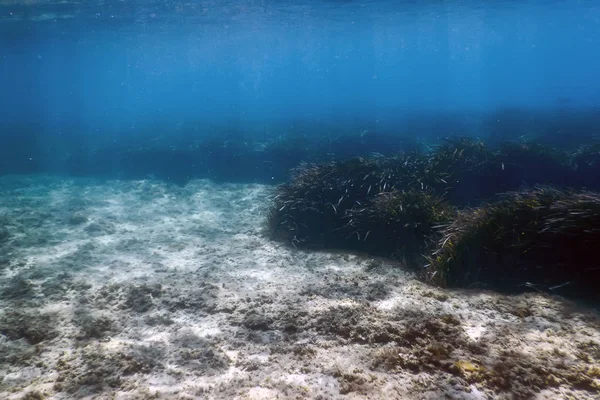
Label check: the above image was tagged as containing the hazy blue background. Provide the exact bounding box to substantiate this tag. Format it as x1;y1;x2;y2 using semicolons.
1;0;599;133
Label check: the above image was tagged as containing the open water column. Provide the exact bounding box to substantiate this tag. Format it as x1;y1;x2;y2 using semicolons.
0;1;599;399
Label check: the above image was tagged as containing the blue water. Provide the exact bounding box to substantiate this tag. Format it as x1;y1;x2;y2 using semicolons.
1;0;599;180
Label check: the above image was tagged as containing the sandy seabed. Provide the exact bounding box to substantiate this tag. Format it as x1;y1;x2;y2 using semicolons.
0;175;598;400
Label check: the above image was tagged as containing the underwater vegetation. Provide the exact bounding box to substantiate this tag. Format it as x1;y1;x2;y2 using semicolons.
267;152;457;253
345;190;455;264
569;142;600;187
427;187;600;297
268;137;600;299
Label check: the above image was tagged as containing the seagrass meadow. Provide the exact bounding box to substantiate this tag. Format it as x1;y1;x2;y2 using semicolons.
267;137;600;300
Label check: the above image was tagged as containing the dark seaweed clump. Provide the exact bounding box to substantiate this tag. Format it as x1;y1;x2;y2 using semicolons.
345;190;455;263
267;137;489;257
426;187;600;297
267;137;600;299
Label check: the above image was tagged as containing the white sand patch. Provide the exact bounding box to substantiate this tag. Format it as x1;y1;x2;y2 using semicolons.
0;175;598;399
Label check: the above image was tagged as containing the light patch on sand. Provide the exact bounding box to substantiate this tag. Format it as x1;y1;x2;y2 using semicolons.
464;324;486;341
